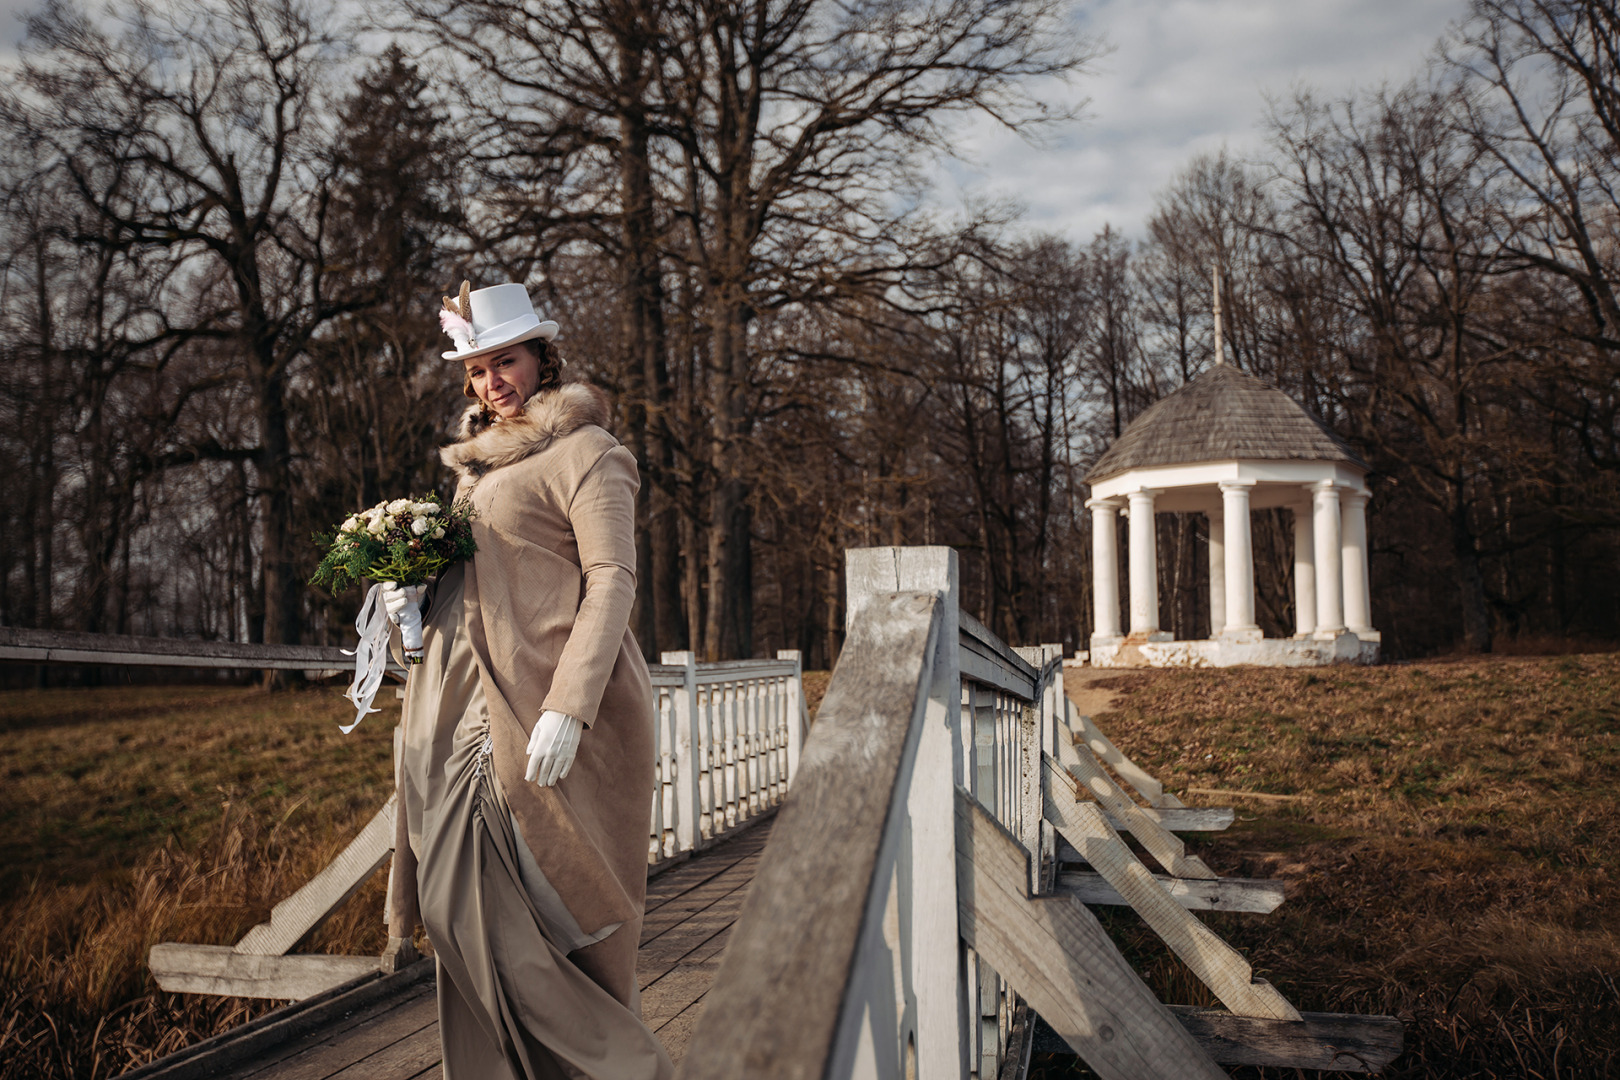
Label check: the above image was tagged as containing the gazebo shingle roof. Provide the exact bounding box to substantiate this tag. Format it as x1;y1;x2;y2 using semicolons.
1085;364;1365;484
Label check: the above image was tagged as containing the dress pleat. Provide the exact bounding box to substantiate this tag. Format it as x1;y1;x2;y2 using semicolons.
401;565;674;1080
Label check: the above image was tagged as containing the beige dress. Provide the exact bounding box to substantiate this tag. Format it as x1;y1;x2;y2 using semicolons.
399;562;673;1080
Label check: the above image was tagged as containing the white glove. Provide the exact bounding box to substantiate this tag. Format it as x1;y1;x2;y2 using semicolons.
381;582;428;663
525;709;583;787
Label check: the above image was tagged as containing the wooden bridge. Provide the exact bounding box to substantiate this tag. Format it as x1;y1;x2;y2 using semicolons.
8;544;1404;1078
116;824;773;1078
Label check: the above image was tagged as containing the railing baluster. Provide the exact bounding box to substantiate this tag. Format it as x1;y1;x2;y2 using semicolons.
649;686;667;861
747;677;761;816
729;683;741;829
703;682;717;839
649;653;805;865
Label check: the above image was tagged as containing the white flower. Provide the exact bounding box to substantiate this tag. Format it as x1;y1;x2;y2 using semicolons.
411;517;429;535
387;498;412;514
431;526;445;539
342;516;361;532
368;516;387;535
415;502;441;515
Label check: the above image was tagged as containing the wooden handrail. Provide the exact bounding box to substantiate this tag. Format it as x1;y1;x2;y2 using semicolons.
646;657;799;684
0;626;384;673
137;638;812;1003
675;590;943;1080
959;609;1039;686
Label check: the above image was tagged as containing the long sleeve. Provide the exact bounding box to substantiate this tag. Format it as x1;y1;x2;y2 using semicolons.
540;444;640;726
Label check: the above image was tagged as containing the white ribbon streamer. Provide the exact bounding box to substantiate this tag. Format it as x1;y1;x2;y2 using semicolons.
340;582;390;733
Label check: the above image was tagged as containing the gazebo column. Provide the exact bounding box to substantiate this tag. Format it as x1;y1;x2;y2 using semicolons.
1088;498;1123;643
1312;481;1346;637
1219;481;1260;639
1207;506;1226;638
1342;490;1374;636
1293;502;1317;637
1126;489;1162;636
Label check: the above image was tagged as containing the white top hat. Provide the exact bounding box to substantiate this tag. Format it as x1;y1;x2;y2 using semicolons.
440;281;560;361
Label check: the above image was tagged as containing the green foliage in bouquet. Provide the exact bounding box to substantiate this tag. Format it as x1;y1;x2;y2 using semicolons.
310;493;477;592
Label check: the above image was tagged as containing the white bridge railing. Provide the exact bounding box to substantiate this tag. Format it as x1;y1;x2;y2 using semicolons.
676;546;1404;1080
647;651;808;865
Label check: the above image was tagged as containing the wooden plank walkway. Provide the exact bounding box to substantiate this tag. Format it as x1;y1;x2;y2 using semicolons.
196;821;772;1080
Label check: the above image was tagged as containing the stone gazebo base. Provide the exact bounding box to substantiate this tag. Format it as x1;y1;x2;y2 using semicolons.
1089;631;1380;669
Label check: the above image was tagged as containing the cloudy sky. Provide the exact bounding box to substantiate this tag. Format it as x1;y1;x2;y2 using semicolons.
0;0;1471;243
942;0;1472;241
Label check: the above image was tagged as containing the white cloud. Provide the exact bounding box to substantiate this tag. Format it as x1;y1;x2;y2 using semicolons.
0;0;31;59
936;0;1471;242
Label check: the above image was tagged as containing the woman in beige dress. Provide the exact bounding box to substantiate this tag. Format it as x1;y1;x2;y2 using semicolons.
382;282;674;1080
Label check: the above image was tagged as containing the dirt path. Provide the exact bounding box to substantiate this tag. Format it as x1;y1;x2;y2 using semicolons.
1061;665;1161;717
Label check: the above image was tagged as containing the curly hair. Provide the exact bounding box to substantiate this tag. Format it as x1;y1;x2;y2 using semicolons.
462;338;563;400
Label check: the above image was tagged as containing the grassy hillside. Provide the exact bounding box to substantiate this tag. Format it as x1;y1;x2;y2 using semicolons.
1041;653;1620;1079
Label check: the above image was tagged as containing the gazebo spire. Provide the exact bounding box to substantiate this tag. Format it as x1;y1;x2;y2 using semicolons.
1212;264;1225;367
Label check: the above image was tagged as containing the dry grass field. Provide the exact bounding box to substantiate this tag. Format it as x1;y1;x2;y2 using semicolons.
1040;653;1620;1079
0;684;399;1079
0;655;1614;1079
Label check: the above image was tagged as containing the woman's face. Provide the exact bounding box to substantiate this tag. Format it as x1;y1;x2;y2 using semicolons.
464;344;541;419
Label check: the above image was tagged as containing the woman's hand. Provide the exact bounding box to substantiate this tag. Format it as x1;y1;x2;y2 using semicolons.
526;709;582;787
381;582;429;663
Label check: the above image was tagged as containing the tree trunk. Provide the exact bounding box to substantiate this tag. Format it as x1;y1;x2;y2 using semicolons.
1452;499;1492;653
256;361;303;687
702;272;752;658
617;66;687;656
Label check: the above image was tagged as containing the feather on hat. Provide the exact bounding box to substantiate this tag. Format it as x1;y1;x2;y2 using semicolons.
437;280;559;361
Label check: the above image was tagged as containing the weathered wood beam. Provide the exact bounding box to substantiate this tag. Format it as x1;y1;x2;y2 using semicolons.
673;591;941;1080
1065;701;1186;809
996;1002;1038;1080
959;610;1040;684
148;944;382;1001
845;546;967;1079
1030;1009;1405;1073
1043;765;1301;1021
1119;805;1234;831
955;790;1226;1080
960;634;1038;700
1057;870;1286;914
1170;1007;1404;1072
0;626;383;673
118;960;436;1080
1052;726;1216;880
234;793;397;956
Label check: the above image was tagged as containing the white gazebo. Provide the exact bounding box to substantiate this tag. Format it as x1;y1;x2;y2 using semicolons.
1085;363;1380;668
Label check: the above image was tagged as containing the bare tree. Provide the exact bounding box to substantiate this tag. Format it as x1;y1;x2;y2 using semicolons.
1449;0;1620;474
4;0;371;658
1268;84;1526;652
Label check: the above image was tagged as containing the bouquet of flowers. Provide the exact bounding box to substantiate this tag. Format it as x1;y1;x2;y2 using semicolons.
311;493;476;730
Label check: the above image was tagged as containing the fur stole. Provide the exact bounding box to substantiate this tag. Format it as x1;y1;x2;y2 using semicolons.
441;382;612;479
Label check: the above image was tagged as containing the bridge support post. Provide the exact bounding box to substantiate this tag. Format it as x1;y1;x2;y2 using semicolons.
662;651;703;852
846;547;967;1080
777;649;807;782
